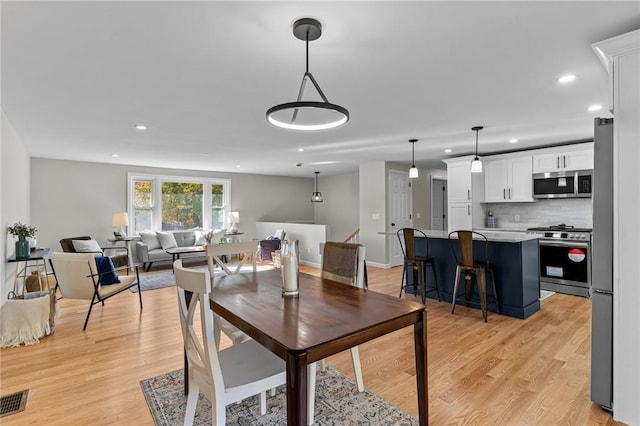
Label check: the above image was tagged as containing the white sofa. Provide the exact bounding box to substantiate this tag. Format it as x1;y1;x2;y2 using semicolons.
135;229;225;271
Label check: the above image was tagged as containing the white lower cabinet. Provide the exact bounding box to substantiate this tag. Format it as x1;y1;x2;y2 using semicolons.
449;202;472;231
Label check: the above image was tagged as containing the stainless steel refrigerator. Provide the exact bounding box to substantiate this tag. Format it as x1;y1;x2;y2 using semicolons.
591;117;614;411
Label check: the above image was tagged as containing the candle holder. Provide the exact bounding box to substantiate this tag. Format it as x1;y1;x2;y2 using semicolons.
281;240;299;297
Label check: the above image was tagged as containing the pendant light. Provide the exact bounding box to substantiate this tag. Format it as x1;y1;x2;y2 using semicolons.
311;171;323;202
470;126;484;173
408;139;419;179
266;18;349;131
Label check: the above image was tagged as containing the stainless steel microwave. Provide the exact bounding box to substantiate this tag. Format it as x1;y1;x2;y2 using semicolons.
532;170;592;199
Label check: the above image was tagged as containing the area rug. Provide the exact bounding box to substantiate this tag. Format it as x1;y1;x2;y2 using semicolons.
130;264;276;292
140;366;417;425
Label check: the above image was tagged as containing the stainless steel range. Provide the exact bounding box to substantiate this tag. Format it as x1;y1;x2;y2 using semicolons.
526;224;592;297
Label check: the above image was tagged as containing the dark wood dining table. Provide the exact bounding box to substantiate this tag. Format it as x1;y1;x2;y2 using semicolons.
204;269;428;425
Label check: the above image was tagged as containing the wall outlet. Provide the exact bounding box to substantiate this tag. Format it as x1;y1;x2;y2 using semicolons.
416;212;421;219
372;213;380;220
515;214;521;221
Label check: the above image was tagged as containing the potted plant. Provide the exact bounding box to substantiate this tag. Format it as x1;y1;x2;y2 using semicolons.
8;222;37;259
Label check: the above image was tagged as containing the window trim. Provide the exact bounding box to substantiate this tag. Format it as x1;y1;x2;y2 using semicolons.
127;173;231;233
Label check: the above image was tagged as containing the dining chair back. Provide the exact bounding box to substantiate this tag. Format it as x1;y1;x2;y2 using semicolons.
396;228;441;303
206;241;257;276
174;260;286;426
49;252;142;330
448;230;500;322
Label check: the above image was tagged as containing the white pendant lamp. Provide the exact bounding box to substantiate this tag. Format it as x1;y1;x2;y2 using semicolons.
311;171;323;202
266;18;349;131
408;139;419;179
470;126;484;173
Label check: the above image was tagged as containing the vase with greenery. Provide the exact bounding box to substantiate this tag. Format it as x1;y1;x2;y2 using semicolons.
8;222;37;259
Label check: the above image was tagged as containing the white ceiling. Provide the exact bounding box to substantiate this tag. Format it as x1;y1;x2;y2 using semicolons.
2;1;638;177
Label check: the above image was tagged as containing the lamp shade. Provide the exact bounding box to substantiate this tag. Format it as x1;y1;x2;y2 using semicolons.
470;158;483;173
409;166;419;179
229;212;240;223
112;212;129;227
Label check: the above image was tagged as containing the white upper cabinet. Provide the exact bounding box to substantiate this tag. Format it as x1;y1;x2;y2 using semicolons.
447;160;472;203
532;146;593;173
484;156;534;202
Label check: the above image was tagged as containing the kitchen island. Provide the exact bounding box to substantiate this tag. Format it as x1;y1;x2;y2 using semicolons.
404;230;540;319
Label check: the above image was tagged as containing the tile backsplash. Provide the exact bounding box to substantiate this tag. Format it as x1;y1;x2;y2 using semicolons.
482;198;593;230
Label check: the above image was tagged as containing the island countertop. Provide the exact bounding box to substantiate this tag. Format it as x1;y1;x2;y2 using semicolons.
379;229;539;243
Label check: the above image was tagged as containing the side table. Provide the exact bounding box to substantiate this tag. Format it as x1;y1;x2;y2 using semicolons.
224;232;244;243
106;236;140;271
7;248;52;296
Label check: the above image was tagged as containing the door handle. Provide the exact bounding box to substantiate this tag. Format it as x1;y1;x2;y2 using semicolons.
508;188;511;199
467;189;470;201
557;156;560;169
503;188;506;199
563;155;566;168
467;205;470;215
391;223;396;227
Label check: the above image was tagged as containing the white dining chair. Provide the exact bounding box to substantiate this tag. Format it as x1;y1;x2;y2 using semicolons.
174;260;286;426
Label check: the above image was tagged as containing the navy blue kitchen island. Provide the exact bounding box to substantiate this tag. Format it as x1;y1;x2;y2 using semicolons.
404;230;541;319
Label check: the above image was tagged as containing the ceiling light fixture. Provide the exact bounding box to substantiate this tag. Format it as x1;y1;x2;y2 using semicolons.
509;138;519;143
588;104;603;112
311;171;323;202
134;124;147;131
266;18;349;131
111;153;120;158
408;139;419;179
558;74;576;84
471;126;484;173
445;149;452;153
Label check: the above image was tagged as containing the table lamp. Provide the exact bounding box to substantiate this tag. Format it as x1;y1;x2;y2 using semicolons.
112;212;129;237
229;211;240;233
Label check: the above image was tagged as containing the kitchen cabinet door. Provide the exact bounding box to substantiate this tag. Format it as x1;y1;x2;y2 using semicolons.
484;156;533;202
508;156;534;201
533;148;593;173
484;159;509;202
448;202;472;231
447;160;472;203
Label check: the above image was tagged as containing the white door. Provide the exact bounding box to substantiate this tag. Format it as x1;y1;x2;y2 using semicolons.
431;178;448;231
388;170;411;267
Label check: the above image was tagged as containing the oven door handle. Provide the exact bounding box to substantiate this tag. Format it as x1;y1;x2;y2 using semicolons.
539;240;590;249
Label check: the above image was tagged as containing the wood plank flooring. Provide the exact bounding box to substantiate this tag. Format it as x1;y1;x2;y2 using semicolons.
0;263;618;425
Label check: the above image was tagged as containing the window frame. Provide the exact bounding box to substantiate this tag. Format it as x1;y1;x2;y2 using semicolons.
127;173;231;233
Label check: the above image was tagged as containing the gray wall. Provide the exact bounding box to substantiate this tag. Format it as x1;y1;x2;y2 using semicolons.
2;112;32;305
412;167;447;230
313;172;359;242
359;162;387;265
30;158;315;252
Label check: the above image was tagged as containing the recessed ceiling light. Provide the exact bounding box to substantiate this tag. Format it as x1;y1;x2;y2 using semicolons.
588;104;603;112
298;148;304;152
134;124;147;131
509;138;519;143
444;149;452;153
557;74;576;84
236;165;241;168
112;153;120;158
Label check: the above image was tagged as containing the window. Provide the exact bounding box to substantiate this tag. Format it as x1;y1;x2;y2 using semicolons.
128;174;230;233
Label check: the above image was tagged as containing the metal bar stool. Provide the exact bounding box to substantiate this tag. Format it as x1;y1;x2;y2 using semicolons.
448;230;500;322
397;228;440;304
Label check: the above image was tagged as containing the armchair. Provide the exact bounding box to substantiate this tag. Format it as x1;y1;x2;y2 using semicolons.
49;252;142;330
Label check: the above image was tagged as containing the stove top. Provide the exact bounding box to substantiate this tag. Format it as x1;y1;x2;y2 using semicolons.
527;225;593;233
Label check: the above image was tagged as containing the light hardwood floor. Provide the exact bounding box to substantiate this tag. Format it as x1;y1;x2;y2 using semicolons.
0;263;618;425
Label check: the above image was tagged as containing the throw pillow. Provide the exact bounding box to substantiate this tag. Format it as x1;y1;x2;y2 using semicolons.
156;231;178;250
72;239;103;254
93;256;121;285
194;231;206;246
139;232;161;250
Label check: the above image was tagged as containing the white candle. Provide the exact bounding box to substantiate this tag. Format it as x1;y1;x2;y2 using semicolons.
282;253;298;292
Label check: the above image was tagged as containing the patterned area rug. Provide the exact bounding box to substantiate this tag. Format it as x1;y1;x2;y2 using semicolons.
140;366;417;425
131;264;276;292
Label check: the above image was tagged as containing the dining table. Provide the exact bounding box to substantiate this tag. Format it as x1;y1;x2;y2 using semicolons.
202;268;428;425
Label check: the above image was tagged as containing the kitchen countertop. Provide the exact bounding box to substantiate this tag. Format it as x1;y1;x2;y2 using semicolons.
379;230;539;243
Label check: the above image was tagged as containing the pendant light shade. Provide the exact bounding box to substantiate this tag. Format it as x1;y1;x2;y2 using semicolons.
311;171;323;202
409;139;419;179
266;18;349;131
470;126;484;173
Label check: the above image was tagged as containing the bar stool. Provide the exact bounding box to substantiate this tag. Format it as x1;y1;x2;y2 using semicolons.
397;228;440;304
448;230;500;322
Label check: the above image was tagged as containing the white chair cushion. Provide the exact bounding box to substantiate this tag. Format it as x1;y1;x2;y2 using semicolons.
72;239;103;254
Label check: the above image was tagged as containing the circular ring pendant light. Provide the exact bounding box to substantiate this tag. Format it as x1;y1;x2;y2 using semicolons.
266;18;349;131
